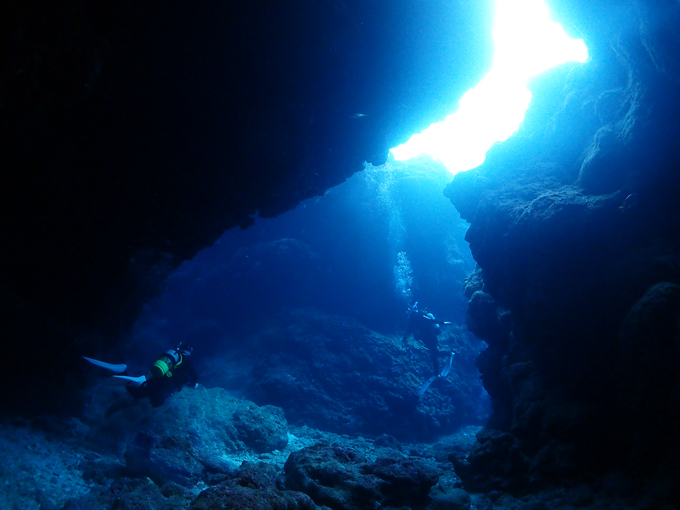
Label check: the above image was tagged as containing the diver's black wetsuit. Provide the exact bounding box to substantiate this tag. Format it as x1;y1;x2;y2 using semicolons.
403;311;448;375
127;355;198;408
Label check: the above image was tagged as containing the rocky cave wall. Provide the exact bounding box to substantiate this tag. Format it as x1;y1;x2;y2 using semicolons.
1;0;492;414
445;0;680;489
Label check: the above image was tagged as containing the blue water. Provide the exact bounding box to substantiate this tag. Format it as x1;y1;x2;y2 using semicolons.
134;156;475;337
124;155;485;439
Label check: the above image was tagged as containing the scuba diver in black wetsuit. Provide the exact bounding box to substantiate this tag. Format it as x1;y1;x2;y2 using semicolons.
124;343;198;408
83;342;198;414
402;302;455;395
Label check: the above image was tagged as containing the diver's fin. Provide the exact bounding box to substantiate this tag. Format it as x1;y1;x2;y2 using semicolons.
439;352;455;378
113;375;147;386
83;356;127;374
418;375;437;396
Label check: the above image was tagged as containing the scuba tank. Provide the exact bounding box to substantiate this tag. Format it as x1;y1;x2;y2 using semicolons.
148;349;183;379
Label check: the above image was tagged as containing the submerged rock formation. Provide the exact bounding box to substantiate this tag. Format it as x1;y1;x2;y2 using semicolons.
201;308;486;443
85;386;289;484
445;0;680;492
284;443;439;509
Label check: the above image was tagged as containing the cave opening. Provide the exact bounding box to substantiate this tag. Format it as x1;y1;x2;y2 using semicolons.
115;0;593;449
124;155;489;442
391;0;588;174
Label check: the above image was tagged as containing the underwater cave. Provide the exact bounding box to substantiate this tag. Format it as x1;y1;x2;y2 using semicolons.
2;0;680;509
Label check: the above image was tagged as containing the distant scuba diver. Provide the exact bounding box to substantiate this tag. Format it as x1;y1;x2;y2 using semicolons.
618;192;640;214
83;342;198;413
402;302;455;395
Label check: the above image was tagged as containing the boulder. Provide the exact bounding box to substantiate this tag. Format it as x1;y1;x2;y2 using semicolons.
89;386;289;486
284;443;439;510
190;462;316;510
429;487;471;510
62;477;195;510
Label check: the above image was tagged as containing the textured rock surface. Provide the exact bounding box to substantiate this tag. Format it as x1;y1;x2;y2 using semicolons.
284;443;439;510
445;0;680;492
1;412;481;510
189;462;316;510
6;415;675;510
86;386;288;486
203;308;486;442
429;487;471;510
63;477;196;510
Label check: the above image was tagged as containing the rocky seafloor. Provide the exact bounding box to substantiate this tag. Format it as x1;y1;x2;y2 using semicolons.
1;383;673;510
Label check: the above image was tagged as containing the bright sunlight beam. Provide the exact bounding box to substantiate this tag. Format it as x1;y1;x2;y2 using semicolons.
390;0;588;175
